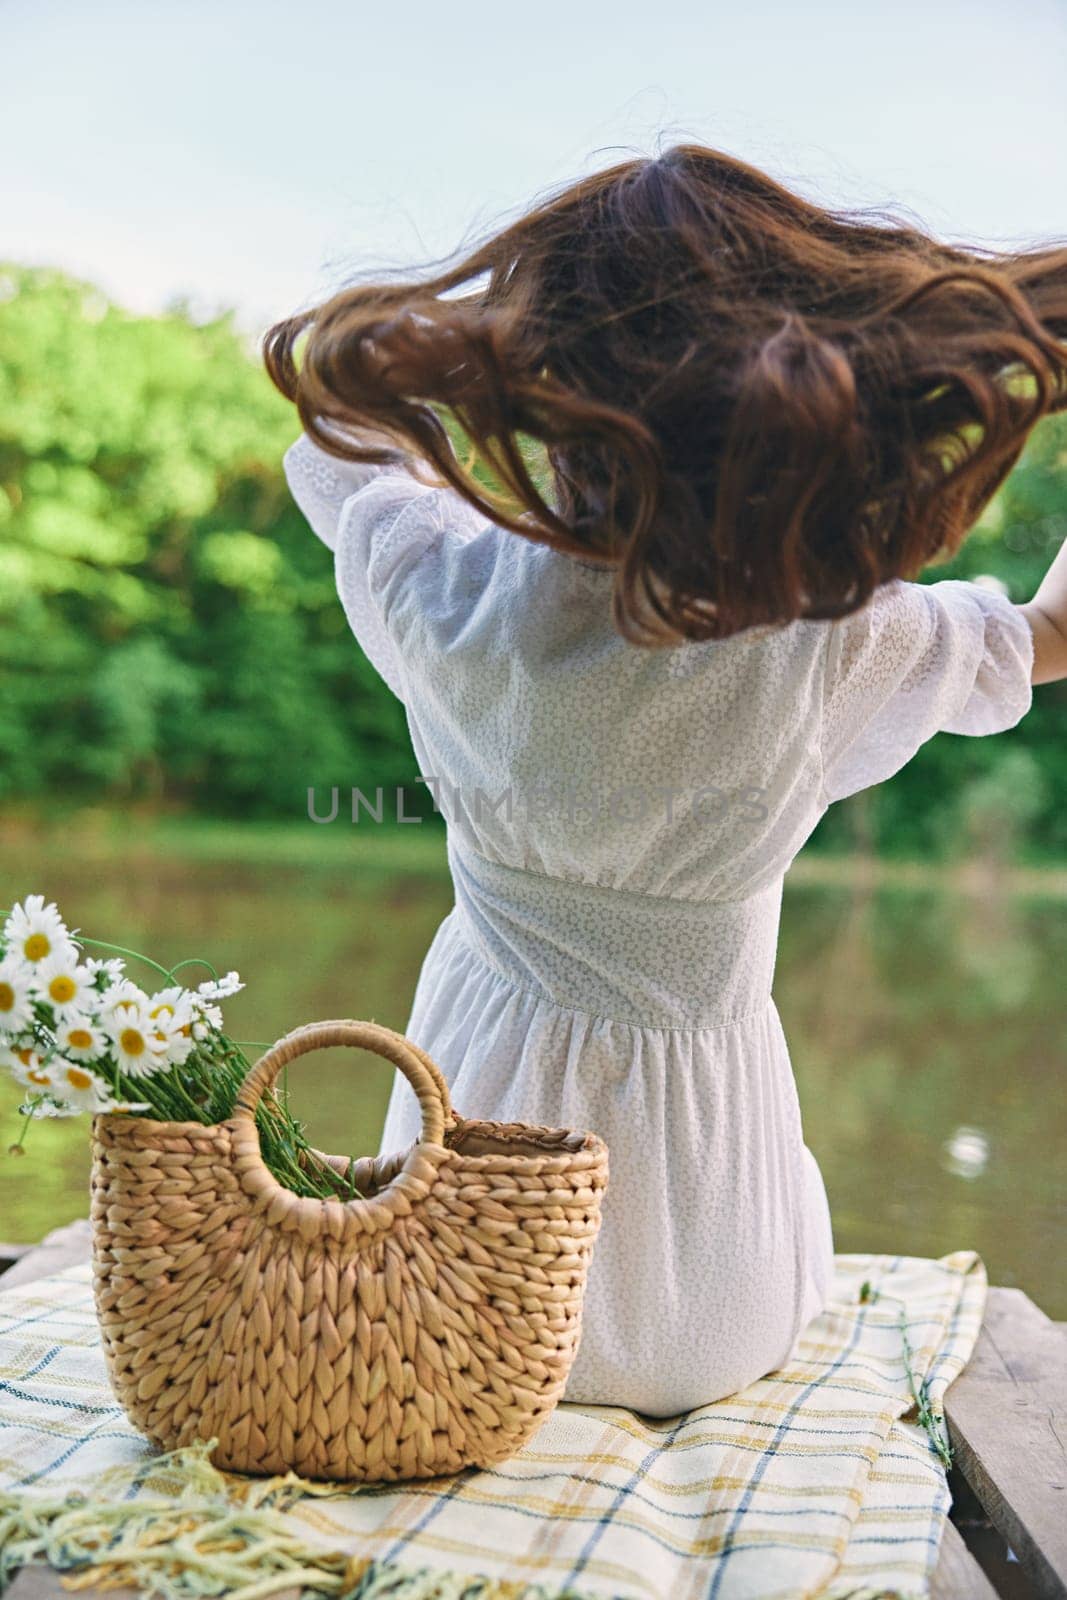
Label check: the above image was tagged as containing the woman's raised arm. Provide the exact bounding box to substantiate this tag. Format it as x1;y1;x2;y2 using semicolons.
1018;536;1067;684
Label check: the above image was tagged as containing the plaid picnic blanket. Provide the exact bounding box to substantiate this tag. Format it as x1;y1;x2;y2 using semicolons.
0;1250;985;1600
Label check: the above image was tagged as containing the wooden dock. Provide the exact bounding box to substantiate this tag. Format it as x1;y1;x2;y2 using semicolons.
1;1221;1064;1599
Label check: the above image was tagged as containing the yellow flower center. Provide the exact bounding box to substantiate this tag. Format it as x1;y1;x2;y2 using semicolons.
27;1067;51;1085
15;1047;35;1066
119;1028;146;1057
64;1065;93;1091
48;975;77;1004
150;1003;175;1021
68;1028;93;1050
0;983;14;1012
23;933;50;961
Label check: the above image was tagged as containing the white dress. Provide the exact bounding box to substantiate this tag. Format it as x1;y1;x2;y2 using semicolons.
284;431;1034;1416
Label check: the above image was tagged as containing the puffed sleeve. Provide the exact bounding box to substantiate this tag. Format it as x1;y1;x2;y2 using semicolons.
283;430;481;702
819;577;1034;805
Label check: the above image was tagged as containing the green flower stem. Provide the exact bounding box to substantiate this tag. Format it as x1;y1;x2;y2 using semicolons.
7;1106;34;1151
859;1284;953;1467
165;957;219;984
77;937;173;984
162;1067;211;1120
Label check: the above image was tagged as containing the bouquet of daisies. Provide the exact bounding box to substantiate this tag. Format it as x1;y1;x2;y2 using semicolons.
0;895;362;1199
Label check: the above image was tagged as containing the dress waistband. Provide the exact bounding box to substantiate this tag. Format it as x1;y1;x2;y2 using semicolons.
446;840;782;1029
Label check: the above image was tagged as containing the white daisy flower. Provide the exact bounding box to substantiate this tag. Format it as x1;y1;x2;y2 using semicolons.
85;956;125;987
56;1014;106;1062
194;1000;224;1031
93;1091;151;1115
18;1096;81;1120
3;896;71;968
6;1048;58;1093
32;951;94;1020
165;1032;195;1065
0;958;35;1036
51;1057;109;1112
105;1000;169;1078
146;987;196;1065
197;971;243;1000
146;985;193;1026
99;977;150;1012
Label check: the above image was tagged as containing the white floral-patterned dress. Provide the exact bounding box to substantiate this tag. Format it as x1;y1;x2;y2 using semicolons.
284;431;1033;1415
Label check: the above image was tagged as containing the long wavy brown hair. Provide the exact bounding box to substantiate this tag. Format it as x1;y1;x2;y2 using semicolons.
263;143;1067;645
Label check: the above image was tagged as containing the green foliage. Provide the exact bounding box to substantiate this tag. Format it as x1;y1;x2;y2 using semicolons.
0;263;414;818
1;261;1064;855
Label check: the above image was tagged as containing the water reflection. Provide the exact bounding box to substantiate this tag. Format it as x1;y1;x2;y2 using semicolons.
942;1127;990;1180
776;877;1066;1314
0;838;1064;1317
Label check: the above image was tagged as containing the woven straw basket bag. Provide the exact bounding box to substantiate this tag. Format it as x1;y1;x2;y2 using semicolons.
89;1019;609;1483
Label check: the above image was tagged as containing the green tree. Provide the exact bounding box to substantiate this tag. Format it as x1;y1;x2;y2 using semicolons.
0;264;415;818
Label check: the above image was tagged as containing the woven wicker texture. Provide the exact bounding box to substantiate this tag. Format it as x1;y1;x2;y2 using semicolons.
89;1020;609;1482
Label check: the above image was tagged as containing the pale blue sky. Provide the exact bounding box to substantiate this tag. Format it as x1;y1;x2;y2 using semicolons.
5;0;1065;338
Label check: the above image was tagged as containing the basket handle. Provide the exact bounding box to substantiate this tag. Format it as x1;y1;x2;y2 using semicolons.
233;1019;452;1147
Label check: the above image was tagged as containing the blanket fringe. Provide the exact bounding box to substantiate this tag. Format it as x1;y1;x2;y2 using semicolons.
0;1439;600;1600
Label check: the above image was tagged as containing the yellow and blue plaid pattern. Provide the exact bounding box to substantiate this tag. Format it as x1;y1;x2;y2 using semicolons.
0;1250;985;1599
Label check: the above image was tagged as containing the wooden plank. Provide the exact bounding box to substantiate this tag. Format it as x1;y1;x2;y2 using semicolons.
6;1568;81;1600
2;1574;302;1600
931;1515;1001;1600
0;1220;92;1289
4;1568;139;1600
4;1569;301;1600
944;1286;1067;1598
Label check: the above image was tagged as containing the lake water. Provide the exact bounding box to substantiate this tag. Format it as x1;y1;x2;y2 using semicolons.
2;826;1064;1318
